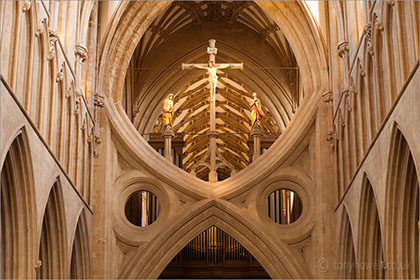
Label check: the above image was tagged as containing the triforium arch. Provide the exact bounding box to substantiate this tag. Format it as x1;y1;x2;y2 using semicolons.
37;179;68;279
1;127;37;278
357;174;385;279
70;208;91;279
385;123;419;279
119;200;310;279
97;0;328;194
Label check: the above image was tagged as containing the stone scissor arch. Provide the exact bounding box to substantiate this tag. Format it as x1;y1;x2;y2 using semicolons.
97;0;328;194
119;199;310;279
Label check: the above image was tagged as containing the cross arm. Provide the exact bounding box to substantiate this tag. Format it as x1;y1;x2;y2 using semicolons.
215;63;243;70
181;63;208;70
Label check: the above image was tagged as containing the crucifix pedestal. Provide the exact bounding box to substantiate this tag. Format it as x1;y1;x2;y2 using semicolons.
162;127;175;162
207;130;219;182
251;126;263;162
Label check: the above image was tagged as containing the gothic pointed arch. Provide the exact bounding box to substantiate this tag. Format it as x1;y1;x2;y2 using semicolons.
1;128;37;278
338;206;356;279
37;179;68;278
357;174;385;278
70;208;91;279
159;225;270;278
385;124;419;278
119;200;310;279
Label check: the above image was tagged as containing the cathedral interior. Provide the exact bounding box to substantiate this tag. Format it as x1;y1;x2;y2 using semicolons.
1;0;419;279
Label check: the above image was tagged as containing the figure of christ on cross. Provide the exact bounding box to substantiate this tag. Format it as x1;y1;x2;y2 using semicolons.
181;39;243;182
185;61;241;100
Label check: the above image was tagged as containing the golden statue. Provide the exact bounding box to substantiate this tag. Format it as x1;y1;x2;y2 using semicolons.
162;93;175;128
250;92;262;128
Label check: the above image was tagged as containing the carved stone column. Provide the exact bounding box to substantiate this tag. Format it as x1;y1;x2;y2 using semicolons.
251;126;263;161
162;127;175;162
207;130;219;182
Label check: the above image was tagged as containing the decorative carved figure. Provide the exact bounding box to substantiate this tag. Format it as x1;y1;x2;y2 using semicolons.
250;92;262;128
162;93;175;128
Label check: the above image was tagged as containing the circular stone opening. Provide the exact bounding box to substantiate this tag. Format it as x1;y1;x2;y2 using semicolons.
266;188;302;224
125;190;160;227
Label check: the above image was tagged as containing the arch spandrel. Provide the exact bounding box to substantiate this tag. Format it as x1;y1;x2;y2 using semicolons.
99;0;327;196
117;199;311;279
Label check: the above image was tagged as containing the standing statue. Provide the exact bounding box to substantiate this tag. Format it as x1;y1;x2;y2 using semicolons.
250;92;262;128
162;93;175;128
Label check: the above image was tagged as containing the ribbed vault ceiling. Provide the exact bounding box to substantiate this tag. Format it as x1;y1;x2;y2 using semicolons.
123;1;303;180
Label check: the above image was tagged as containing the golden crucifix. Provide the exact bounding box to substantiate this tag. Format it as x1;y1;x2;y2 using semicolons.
182;39;243;182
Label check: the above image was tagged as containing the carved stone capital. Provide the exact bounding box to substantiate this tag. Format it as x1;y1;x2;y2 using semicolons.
75;44;88;63
250;126;263;137
359;64;366;77
162;127;175;138
326;130;335;141
375;21;384;32
48;29;58;42
364;23;372;42
66;81;74;99
22;1;31;12
94;131;102;145
322;91;333;103
47;30;58;60
74;96;81;115
337;41;349;59
56;63;65;83
94;94;105;108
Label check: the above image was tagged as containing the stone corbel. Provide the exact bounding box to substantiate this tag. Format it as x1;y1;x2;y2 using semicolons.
337;41;349;59
94;94;105;108
322;91;336;150
66;81;74;99
339;110;345;128
74;94;81;115
81;118;87;131
322;91;333;104
56;62;65;83
374;15;384;32
47;29;58;61
35;18;47;37
359;63;366;77
22;1;31;13
341;87;355;112
92;94;105;156
74;44;88;63
364;23;374;56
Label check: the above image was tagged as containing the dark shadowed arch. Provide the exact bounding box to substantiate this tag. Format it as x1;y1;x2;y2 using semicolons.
385;124;419;278
1;128;37;278
70;208;91;278
357;174;385;279
37;179;68;278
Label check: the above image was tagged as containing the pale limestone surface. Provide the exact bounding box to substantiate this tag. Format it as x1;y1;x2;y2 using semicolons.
0;1;418;279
